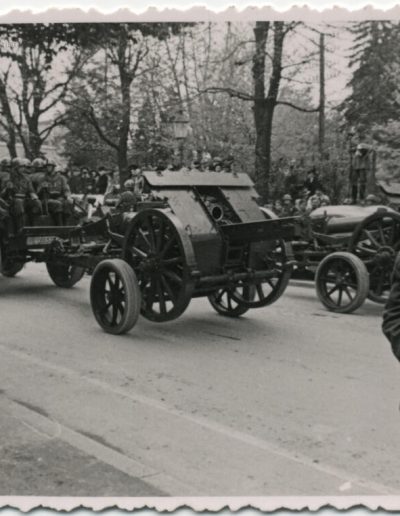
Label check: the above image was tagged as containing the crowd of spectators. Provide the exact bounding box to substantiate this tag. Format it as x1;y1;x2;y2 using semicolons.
268;167;382;217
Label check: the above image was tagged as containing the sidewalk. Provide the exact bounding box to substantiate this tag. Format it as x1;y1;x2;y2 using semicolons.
0;393;165;497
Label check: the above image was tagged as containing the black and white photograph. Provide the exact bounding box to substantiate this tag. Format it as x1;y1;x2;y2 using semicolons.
0;14;399;506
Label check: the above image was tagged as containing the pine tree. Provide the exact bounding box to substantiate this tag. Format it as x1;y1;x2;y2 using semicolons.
342;21;400;131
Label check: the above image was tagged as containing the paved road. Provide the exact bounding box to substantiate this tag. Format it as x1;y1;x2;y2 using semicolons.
0;264;399;497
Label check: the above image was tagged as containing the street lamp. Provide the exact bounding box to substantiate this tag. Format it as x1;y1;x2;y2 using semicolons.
169;109;191;168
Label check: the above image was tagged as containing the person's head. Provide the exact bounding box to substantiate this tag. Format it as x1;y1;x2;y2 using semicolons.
315;188;324;198
45;158;57;176
365;194;378;206
310;196;320;209
307;168;316;180
301;187;310;199
214;164;222;172
156;161;165;172
192;159;201;170
274;199;282;210
98;166;107;176
282;193;293;205
32;157;46;172
320;198;329;207
124;179;135;192
213;156;223;168
12;157;32;175
0;157;11;172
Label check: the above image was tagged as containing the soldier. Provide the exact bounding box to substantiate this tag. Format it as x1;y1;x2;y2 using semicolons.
382;253;400;362
31;157;47;192
281;193;295;217
1;157;42;234
223;155;234;173
212;157;223;172
0;157;11;188
351;142;372;204
37;158;73;225
365;193;379;206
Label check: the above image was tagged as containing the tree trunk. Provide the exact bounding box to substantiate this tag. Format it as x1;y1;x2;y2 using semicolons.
252;22;269;200
0;77;17;157
252;21;286;202
117;28;132;185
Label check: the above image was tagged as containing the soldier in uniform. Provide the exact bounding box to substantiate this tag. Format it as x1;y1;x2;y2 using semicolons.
382;253;400;362
31;157;47;192
37;158;73;225
0;157;42;234
351;142;371;204
0;157;11;188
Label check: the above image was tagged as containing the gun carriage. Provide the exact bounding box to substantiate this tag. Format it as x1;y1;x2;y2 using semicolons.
0;170;296;334
284;204;400;313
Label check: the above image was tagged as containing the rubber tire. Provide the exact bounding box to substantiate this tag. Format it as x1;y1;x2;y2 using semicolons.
90;259;141;335
1;261;24;277
47;263;85;288
315;252;369;314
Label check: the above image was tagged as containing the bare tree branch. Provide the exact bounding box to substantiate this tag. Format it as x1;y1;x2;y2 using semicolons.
276;100;320;112
199;86;254;101
86;105;119;150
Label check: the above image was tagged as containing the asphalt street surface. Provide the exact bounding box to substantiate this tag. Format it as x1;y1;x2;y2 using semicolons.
0;264;399;496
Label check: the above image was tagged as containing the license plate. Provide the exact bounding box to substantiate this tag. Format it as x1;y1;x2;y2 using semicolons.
26;236;56;246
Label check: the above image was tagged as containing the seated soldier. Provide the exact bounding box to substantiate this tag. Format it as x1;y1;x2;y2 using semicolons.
31;157;47;192
37;158;73;226
1;157;42;234
0;157;11;188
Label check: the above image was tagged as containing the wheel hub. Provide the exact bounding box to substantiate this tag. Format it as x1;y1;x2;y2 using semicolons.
373;246;395;267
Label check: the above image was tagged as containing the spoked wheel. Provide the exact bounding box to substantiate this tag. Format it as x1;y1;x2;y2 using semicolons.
46;262;85;288
315;252;369;314
122;209;196;322
348;211;400;304
208;283;255;317
231;241;293;308
90;259;141;335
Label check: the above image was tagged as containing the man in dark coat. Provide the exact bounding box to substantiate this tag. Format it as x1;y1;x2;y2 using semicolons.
382;253;400;362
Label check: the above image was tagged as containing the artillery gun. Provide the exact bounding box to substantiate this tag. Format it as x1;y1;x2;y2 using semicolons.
0;170;297;334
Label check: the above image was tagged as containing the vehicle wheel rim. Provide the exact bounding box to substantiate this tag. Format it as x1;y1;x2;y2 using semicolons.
123;209;195;322
318;258;359;309
209;282;252;316
92;267;128;329
231;241;292;308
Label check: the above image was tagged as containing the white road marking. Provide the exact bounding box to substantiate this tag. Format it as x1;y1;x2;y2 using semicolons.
0;343;396;495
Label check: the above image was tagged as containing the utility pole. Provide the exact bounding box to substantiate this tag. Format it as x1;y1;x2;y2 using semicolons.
319;32;325;158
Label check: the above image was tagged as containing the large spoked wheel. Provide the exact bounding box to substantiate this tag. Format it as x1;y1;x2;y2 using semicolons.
348;211;400;304
46;262;85;288
315;252;369;314
90;259;141;335
231;241;293;308
122;209;196;322
208;283;255;317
